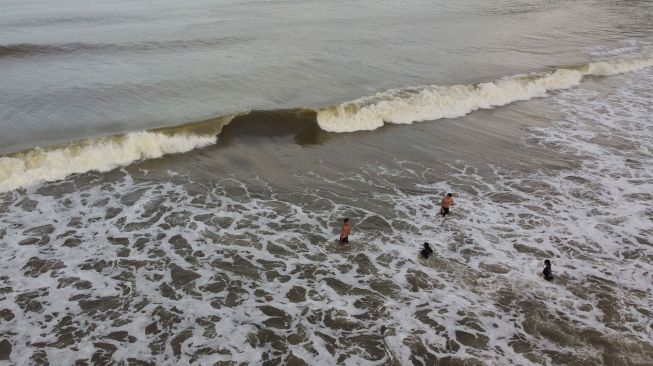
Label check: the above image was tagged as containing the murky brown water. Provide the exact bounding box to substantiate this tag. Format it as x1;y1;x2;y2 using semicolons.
1;68;652;365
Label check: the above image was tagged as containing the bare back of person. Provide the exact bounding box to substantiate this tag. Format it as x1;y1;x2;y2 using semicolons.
441;196;454;208
339;218;351;244
440;193;454;217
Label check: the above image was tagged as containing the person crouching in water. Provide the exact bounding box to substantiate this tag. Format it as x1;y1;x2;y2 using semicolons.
541;259;554;281
440;193;454;218
339;218;351;244
420;242;433;258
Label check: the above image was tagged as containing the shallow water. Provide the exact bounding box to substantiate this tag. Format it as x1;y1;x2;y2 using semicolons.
1;67;652;364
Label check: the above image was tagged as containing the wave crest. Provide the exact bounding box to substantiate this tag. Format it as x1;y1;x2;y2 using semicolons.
0;116;235;193
3;55;652;193
317;56;653;133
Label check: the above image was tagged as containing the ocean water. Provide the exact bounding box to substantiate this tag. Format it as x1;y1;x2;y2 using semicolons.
1;0;652;365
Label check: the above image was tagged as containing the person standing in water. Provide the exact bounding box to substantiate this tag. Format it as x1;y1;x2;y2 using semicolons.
339;218;351;244
541;259;554;281
420;242;433;258
440;193;454;218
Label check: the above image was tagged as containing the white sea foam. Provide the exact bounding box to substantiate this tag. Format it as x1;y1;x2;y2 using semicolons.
0;56;652;365
0;131;216;193
0;66;651;364
3;56;651;194
317;56;653;132
589;40;646;57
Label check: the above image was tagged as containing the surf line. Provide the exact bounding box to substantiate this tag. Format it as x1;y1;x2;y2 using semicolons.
317;56;653;132
1;55;652;193
0;115;236;193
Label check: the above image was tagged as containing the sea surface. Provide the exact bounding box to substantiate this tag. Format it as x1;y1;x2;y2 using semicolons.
0;0;652;365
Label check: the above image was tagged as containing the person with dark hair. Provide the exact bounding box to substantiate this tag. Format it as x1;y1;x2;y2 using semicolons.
339;218;351;244
420;242;433;258
542;259;554;281
440;193;454;217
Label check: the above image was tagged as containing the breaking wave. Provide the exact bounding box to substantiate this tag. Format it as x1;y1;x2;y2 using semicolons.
2;54;652;193
0;116;235;193
317;56;653;132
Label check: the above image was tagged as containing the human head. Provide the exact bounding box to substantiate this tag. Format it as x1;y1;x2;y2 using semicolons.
447;193;453;197
423;242;430;248
544;259;551;267
344;218;349;223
